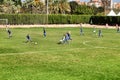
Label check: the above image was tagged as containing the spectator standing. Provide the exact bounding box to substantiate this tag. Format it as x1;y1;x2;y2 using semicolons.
116;24;119;32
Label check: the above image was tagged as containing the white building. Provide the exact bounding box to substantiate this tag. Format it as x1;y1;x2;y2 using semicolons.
88;0;102;8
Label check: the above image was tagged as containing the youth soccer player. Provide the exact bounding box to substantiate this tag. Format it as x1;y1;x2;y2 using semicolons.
6;28;12;38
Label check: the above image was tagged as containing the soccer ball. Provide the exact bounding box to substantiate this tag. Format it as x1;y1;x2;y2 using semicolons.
93;30;96;32
35;42;37;44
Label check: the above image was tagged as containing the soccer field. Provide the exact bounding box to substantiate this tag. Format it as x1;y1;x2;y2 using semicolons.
0;27;120;80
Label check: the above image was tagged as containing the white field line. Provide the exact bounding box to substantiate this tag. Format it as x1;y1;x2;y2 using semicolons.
83;41;120;49
82;41;106;48
0;46;119;56
0;48;87;56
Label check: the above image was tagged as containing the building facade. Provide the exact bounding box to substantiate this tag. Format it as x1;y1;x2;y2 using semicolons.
75;0;120;9
114;3;120;9
88;0;103;8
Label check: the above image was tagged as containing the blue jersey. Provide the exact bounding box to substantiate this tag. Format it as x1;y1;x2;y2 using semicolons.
7;30;11;34
26;35;30;40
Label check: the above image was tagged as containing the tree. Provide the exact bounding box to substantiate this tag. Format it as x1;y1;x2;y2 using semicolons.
74;5;94;15
32;0;45;14
49;0;71;14
69;1;78;14
12;0;22;6
2;0;16;13
0;0;4;4
58;0;71;14
21;0;45;14
0;0;22;13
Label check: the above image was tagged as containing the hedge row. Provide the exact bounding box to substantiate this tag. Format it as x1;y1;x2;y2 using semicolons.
49;15;91;24
0;14;47;24
0;14;91;24
0;14;119;25
90;16;120;25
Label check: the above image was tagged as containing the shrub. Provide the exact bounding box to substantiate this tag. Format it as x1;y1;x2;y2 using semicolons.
0;14;91;25
90;16;120;25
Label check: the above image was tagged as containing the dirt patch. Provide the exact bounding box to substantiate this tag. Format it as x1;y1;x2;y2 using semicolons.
0;24;116;29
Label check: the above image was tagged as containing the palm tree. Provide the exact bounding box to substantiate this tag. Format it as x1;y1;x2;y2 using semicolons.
69;1;78;14
59;0;71;14
47;0;71;14
48;0;59;14
21;0;45;14
2;0;15;13
33;0;46;14
0;0;22;13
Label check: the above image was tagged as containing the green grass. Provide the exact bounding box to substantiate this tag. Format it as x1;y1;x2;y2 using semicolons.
0;27;120;80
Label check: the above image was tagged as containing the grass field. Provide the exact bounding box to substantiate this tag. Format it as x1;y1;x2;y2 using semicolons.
0;27;120;80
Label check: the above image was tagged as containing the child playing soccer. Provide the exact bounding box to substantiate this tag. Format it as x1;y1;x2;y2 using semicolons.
6;28;12;38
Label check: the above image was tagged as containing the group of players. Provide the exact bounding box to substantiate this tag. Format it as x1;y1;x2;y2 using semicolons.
6;23;120;44
58;31;72;44
6;27;46;43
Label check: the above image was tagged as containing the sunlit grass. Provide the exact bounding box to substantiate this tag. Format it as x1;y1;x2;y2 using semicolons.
0;27;120;80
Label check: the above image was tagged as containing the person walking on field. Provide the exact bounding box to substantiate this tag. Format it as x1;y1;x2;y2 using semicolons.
106;23;108;29
43;27;46;37
116;24;119;33
80;23;84;35
6;28;12;38
98;29;103;37
93;26;96;33
26;34;32;43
